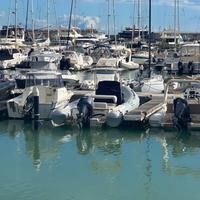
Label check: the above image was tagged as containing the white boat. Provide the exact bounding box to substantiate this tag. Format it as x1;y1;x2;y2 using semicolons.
7;71;73;119
51;74;140;128
16;48;61;70
141;75;164;94
119;56;139;70
0;48;27;69
62;50;93;70
131;51;149;65
149;78;200;131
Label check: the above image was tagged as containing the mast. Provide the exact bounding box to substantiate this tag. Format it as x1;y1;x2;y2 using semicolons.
131;0;136;48
47;0;50;40
148;0;151;78
52;0;60;46
177;0;180;39
137;0;140;40
31;0;35;44
112;0;117;45
6;0;12;40
25;0;30;34
73;0;77;28
15;0;18;43
67;0;74;45
174;0;177;51
107;0;110;39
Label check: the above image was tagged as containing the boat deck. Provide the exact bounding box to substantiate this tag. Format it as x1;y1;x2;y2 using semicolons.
124;94;164;122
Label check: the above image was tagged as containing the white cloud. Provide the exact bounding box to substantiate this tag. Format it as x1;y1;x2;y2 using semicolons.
58;14;101;29
75;15;100;29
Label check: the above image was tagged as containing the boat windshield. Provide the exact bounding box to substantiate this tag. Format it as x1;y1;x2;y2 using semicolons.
26;74;64;87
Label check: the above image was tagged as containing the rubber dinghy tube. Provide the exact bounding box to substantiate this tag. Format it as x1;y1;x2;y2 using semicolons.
106;111;123;128
33;86;40;130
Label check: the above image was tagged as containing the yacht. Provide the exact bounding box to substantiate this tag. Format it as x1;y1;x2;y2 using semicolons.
16;48;61;70
62;50;93;71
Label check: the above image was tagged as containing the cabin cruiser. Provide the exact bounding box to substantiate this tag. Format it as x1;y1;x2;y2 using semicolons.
0;48;27;69
51;70;140;128
7;71;73;119
149;78;200;131
16;48;61;70
131;51;149;65
62;50;93;71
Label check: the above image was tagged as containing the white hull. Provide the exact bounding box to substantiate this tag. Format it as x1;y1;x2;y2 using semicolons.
51;84;140;128
120;60;139;70
141;76;164;94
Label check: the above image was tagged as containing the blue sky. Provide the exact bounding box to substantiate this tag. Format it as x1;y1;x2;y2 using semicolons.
0;0;200;33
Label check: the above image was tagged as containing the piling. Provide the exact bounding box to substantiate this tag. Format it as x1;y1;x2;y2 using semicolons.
33;86;40;130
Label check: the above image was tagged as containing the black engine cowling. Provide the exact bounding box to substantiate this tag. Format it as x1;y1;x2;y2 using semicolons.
77;96;93;128
173;97;191;131
60;57;71;70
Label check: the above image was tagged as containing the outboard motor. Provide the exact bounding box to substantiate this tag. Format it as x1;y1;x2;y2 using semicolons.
77;96;93;128
188;61;194;75
173;97;191;132
177;61;183;75
60;56;71;70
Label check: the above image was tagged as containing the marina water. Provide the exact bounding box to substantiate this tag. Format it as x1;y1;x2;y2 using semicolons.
1;119;200;200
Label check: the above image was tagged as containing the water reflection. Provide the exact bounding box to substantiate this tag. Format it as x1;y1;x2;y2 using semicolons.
0;120;71;171
2;119;200;178
151;129;200;177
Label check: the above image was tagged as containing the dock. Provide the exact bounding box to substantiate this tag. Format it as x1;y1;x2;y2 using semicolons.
124;93;164;123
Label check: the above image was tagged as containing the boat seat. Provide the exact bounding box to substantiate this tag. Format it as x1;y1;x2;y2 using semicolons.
94;81;122;105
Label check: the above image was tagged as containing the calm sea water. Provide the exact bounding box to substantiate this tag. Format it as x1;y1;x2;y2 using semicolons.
1;119;200;200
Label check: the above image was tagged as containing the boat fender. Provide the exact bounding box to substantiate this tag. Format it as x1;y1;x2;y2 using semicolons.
77;96;93;128
173;97;191;132
106;110;123;128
